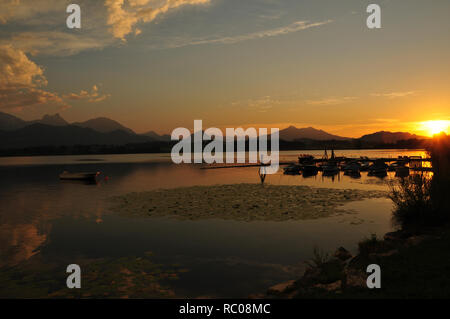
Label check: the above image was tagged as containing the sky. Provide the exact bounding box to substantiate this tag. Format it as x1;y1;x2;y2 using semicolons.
0;0;449;137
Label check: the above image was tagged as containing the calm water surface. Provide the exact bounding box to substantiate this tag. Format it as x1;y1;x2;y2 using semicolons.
0;149;427;297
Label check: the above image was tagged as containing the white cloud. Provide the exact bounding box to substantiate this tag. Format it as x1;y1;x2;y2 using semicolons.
105;0;211;41
162;20;333;48
371;91;416;99
306;96;357;106
0;44;67;110
64;85;111;103
0;0;64;25
0;45;110;110
3;31;115;57
231;96;281;113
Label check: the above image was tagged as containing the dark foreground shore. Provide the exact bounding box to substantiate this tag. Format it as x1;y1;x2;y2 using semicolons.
263;225;450;298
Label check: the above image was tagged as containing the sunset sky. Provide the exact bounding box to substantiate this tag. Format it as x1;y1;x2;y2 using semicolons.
0;0;449;137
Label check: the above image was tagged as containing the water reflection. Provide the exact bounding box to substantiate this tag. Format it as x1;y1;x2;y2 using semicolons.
0;150;423;297
0;223;48;267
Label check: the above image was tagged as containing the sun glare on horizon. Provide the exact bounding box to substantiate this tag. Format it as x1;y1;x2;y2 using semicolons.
420;120;450;136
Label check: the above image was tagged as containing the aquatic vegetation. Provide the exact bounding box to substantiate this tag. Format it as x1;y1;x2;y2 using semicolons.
0;253;184;298
110;184;388;221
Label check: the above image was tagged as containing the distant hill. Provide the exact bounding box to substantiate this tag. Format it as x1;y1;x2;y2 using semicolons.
141;130;171;142
0;112;136;135
0;124;150;149
32;113;68;126
359;131;428;144
0;111;431;152
0;112;69;130
0;111;28;131
279;126;351;141
73;117;135;134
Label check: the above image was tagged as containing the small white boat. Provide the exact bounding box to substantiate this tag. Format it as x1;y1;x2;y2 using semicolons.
59;171;100;181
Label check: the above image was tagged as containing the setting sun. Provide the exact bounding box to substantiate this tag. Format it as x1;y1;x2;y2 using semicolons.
420;120;450;136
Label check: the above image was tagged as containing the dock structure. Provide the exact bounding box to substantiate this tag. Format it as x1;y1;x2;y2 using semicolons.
200;162;292;170
200;155;432;171
308;157;432;164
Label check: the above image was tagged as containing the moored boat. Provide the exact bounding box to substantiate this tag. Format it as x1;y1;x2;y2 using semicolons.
283;164;301;175
368;160;388;177
322;162;340;176
298;155;315;164
59;171;100;182
360;161;371;171
388;161;407;172
343;161;361;178
302;165;319;177
395;166;410;177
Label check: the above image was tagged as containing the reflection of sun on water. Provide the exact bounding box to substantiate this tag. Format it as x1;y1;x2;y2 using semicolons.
420;120;450;136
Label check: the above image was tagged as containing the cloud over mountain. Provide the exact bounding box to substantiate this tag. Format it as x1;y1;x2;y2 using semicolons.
0;44;65;110
64;85;110;103
0;44;110;110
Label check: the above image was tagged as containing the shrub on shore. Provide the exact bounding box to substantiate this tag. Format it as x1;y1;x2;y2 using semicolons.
358;233;390;256
427;133;450;218
389;133;450;230
389;174;434;229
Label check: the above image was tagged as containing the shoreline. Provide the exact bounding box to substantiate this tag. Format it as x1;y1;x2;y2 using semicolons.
0;148;427;159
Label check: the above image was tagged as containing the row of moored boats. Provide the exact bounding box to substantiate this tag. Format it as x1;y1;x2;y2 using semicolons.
284;152;413;178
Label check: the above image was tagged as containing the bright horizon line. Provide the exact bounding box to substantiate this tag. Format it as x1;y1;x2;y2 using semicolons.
3;110;448;138
139;120;449;138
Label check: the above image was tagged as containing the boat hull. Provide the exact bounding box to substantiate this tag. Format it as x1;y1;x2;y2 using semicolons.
368;169;387;177
395;166;410;177
322;166;339;176
302;165;319;177
59;172;100;181
283;165;301;175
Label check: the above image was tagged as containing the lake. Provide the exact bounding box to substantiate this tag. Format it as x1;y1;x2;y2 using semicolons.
0;149;427;298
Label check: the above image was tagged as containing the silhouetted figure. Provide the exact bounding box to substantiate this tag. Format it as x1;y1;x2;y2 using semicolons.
259;154;267;184
258;166;267;184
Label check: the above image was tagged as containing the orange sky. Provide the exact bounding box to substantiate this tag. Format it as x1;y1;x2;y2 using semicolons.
0;0;449;138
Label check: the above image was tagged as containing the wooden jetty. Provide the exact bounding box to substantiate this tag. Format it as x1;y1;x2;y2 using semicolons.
200;162;292;170
307;157;432;164
200;154;432;170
